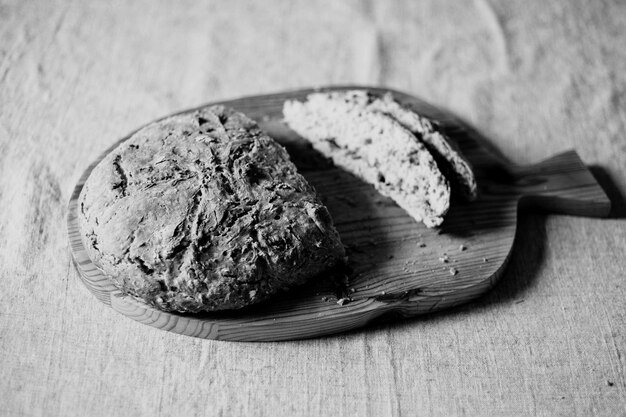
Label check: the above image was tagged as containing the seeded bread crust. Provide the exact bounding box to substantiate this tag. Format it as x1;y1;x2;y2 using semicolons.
78;105;345;313
283;92;451;227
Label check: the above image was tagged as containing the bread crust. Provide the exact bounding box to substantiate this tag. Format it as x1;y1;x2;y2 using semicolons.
78;105;345;313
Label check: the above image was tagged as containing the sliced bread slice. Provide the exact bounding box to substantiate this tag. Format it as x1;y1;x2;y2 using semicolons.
307;90;477;200
366;92;477;200
283;92;451;227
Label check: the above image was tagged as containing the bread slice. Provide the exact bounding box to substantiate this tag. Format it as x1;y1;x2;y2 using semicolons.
283;92;451;227
365;92;477;200
78;105;345;313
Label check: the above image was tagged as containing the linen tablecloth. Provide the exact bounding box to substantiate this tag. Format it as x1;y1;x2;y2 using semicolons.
1;1;625;415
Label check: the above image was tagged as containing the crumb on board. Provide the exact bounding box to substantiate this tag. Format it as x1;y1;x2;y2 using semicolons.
417;242;426;248
483;257;489;263
449;267;458;276
337;298;350;306
439;254;449;263
459;244;466;251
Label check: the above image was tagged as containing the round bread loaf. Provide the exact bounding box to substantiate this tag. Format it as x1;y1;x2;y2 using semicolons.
78;105;345;313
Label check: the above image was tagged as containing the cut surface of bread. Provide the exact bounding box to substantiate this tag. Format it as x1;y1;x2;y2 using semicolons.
365;92;477;200
284;92;451;227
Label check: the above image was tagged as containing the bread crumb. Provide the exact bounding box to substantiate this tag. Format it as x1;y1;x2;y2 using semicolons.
483;257;488;263
337;297;350;306
439;254;449;263
449;267;458;276
459;244;466;251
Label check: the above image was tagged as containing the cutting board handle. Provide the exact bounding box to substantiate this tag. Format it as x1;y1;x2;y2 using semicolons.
504;150;611;217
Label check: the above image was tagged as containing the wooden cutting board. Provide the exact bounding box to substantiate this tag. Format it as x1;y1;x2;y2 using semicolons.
67;86;611;342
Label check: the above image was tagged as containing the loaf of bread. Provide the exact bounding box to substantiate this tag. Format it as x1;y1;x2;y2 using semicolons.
283;91;452;227
78;105;345;313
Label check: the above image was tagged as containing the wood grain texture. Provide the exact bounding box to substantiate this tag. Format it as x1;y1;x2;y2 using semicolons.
67;86;611;341
2;0;626;416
